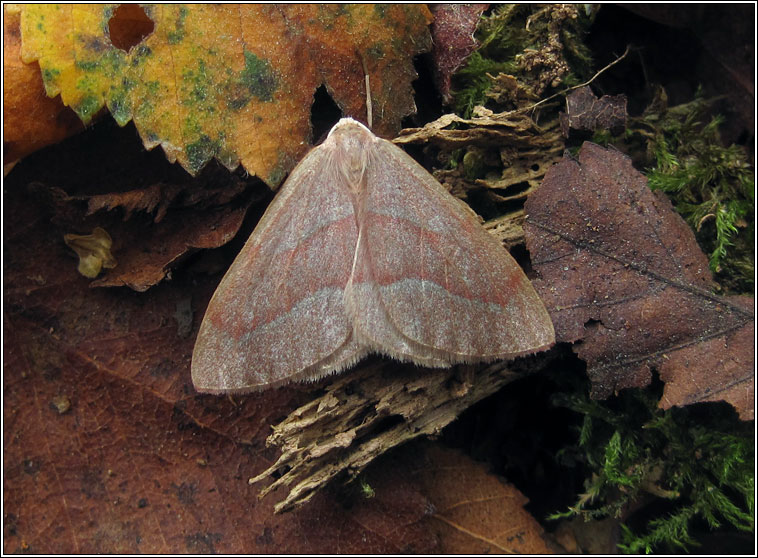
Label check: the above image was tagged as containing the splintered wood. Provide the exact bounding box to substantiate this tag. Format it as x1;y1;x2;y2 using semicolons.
249;358;551;513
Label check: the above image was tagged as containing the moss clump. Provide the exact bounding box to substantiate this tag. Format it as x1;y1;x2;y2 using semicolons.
624;89;754;293
550;385;754;554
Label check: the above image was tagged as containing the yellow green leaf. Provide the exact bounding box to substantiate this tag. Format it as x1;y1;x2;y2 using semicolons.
19;4;433;186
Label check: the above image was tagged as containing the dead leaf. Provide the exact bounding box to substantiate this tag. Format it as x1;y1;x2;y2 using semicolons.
393;442;554;554
24;129;260;292
3;5;82;164
524;142;754;419
18;4;432;184
429;4;489;103
3;172;443;554
86;183;184;223
89;201;253;291
559;86;627;137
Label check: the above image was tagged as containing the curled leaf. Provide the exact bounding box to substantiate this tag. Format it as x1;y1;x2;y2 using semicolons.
559;86;627;137
63;226;116;278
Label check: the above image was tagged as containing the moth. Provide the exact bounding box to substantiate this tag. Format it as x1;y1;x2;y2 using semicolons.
192;118;554;393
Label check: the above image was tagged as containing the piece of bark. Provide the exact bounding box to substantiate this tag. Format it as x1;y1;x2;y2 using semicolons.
395;107;564;245
394;106;561;152
524;142;754;419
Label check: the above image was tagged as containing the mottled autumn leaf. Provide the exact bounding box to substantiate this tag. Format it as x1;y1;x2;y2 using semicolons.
558;86;627;137
18;4;432;185
3;4;82;165
524;142;754;420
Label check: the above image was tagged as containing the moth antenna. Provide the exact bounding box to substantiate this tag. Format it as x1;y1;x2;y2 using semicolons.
365;73;372;130
358;51;373;129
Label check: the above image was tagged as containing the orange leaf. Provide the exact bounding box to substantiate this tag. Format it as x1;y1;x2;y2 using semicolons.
3;4;82;165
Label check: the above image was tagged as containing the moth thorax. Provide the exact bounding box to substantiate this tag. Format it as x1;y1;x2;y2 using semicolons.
331;127;371;189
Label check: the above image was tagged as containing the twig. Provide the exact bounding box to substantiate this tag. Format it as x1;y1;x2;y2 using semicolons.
523;44;632;113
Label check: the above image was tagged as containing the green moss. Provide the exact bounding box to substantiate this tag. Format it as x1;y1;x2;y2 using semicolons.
625;90;754;293
550;386;754;554
454;50;520;117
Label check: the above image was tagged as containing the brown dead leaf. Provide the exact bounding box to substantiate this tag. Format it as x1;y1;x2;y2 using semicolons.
89;201;253;291
3;165;442;554
559;86;627;137
86;183;184;223
17;4;432;184
430;4;489;103
524;142;754;419
392;441;554;554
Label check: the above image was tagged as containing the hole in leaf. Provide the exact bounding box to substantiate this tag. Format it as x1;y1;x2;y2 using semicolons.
108;4;154;52
311;85;342;143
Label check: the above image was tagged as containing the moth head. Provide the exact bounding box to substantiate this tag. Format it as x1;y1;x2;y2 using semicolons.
327;118;374;187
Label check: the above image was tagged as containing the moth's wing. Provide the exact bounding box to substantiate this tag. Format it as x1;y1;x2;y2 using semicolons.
192;146;365;393
351;138;554;365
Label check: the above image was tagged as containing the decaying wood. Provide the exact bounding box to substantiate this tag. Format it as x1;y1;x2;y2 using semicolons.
250;354;554;513
394;106;563;151
395;107;564;244
484;209;527;250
